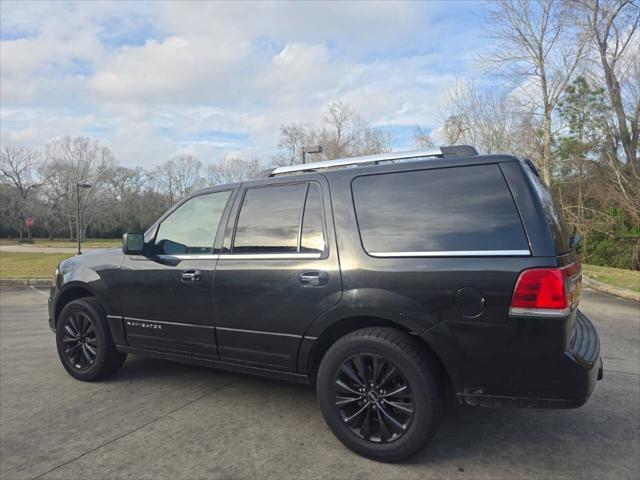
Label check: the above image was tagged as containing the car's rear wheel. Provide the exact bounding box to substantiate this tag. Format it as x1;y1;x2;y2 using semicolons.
56;298;126;381
317;327;441;462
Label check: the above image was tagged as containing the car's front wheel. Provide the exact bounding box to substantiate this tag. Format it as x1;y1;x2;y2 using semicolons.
317;327;441;462
56;298;126;381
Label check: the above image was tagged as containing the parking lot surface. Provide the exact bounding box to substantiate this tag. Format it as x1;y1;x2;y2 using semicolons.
0;287;638;480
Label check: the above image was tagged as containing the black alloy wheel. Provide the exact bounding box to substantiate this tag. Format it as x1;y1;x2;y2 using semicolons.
334;353;414;443
62;312;98;370
56;297;127;381
317;327;441;462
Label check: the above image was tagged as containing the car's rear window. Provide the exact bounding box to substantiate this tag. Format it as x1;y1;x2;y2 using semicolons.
351;164;530;255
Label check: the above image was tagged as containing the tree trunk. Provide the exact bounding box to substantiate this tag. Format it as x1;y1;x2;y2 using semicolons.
598;37;637;166
68;218;74;241
541;108;553;185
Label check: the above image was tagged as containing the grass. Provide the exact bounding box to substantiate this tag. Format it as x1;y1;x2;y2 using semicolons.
0;238;120;248
0;252;73;279
582;263;640;293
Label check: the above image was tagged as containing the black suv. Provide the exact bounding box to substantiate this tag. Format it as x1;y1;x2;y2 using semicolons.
49;146;602;461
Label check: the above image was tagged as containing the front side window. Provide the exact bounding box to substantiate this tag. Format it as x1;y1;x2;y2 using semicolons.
154;191;231;255
232;182;326;255
352;164;529;254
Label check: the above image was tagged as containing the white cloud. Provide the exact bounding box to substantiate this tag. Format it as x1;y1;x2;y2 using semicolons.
0;1;489;168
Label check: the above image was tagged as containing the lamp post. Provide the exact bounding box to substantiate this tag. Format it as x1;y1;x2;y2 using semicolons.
302;145;323;164
76;183;92;255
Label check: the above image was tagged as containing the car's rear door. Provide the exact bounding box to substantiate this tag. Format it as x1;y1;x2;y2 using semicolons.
212;175;341;371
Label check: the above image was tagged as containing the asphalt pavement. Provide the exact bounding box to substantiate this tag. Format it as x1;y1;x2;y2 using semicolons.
0;287;638;480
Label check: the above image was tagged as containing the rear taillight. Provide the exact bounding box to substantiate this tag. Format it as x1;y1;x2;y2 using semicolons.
509;263;580;317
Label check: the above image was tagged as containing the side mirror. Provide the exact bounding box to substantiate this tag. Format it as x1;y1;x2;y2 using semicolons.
122;233;145;255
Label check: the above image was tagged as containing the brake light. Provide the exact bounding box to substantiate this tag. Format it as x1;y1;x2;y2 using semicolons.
510;265;578;317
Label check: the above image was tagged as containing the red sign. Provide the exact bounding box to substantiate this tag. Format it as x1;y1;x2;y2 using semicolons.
25;217;34;228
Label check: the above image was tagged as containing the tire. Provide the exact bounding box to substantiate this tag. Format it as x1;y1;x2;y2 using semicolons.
56;298;127;381
317;327;441;462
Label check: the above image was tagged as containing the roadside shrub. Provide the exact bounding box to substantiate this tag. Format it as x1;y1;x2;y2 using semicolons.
581;231;640;270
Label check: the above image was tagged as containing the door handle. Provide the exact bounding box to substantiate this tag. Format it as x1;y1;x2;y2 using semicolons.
181;269;201;282
299;271;328;287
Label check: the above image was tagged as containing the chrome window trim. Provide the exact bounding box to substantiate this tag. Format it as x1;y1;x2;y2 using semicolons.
218;253;322;260
369;250;531;258
509;307;572;318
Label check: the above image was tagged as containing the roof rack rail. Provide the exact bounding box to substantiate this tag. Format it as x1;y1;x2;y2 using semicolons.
269;145;477;176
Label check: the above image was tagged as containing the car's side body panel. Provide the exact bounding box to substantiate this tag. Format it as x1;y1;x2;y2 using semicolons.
118;255;218;356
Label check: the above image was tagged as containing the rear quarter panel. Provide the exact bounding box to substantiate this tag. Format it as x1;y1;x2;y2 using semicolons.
313;159;569;397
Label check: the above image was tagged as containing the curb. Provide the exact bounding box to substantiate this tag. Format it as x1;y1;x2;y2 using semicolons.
0;278;51;288
583;276;640;303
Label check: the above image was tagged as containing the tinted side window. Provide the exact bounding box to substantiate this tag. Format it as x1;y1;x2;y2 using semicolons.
522;163;572;254
301;183;326;254
154;191;231;255
352;164;529;254
233;183;307;253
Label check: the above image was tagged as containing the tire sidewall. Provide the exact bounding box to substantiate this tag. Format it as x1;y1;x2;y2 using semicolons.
56;299;111;381
317;332;438;460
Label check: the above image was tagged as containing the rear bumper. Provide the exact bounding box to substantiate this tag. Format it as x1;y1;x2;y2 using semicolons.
426;309;603;409
458;355;603;409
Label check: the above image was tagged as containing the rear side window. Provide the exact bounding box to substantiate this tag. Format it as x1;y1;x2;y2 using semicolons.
522;163;572;254
352;164;529;255
232;182;326;254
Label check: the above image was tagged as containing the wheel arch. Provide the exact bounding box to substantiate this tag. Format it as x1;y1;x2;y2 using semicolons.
301;315;449;383
54;283;104;326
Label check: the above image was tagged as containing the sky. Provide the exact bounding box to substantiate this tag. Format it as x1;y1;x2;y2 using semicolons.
0;0;492;168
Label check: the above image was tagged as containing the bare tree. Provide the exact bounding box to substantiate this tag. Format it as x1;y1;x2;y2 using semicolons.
322;102;358;159
153;154;203;203
275;123;316;166
276;101;391;165
413;126;435;148
576;0;639;167
320;102;392;159
437;81;543;158
205;158;262;185
485;0;590;183
44;136;116;240
0;146;41;198
0;146;42;240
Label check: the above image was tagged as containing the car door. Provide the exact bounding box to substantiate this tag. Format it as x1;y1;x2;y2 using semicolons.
213;176;341;371
119;188;235;358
